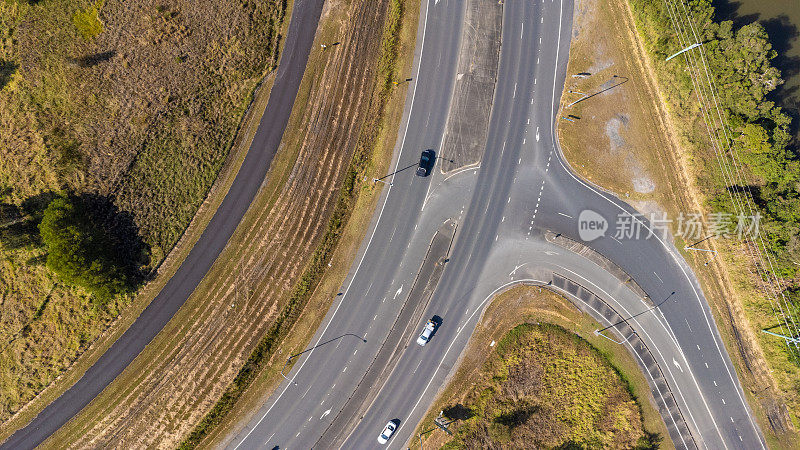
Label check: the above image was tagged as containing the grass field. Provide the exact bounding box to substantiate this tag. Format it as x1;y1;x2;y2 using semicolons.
0;0;287;426
412;287;666;450
557;0;800;446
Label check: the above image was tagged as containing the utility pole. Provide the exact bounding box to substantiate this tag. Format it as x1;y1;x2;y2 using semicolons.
280;357;298;386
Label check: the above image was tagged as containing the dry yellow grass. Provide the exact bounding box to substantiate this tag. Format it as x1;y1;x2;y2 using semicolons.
0;0;286;426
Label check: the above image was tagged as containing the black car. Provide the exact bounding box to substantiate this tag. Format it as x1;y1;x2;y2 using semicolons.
416;149;436;177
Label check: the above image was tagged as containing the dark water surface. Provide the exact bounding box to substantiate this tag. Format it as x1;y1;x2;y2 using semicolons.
714;0;800;145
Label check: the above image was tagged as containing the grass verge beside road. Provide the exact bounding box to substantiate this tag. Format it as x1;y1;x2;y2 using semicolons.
0;3;291;440
35;0;415;446
181;0;415;446
557;0;800;446
411;286;668;449
0;0;287;430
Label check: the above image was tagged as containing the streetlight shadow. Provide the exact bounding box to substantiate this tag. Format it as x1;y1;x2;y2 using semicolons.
597;290;676;334
289;333;367;360
374;158;431;183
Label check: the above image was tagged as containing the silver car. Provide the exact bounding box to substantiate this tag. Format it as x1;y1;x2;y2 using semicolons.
416;319;436;346
377;420;397;445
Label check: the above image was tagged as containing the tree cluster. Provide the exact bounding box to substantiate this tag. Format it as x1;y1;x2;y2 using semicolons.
38;195;148;302
633;0;799;277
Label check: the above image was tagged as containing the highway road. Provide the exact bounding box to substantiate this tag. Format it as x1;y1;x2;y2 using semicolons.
0;0;325;448
227;0;765;449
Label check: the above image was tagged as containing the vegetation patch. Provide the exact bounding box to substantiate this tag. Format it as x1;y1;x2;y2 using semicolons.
559;0;800;442
38;194;148;301
630;0;798;278
72;0;104;39
441;323;654;449
624;0;800;436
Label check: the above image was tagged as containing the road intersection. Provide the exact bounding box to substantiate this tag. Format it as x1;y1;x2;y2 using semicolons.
228;0;764;449
1;0;766;448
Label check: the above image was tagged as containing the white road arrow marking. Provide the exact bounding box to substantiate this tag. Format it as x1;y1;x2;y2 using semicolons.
544;250;558;256
509;263;527;276
393;284;404;299
672;357;684;373
320;409;331;420
535;127;540;142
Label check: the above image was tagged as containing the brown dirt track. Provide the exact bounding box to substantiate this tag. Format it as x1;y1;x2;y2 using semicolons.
40;0;395;447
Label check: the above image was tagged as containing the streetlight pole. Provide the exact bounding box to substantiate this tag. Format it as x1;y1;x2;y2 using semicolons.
594;291;675;344
665;42;702;61
280;357;298;386
685;235;718;266
761;329;800;345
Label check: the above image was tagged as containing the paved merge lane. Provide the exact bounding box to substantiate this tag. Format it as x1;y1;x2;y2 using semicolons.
237;0;764;449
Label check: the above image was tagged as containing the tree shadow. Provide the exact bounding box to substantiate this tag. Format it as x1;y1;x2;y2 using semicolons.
494;405;538;428
2;192;151;298
75;192;151;286
0;59;17;90
712;1;759;29
0;192;59;251
0;218;40;250
21;192;60;216
70;50;116;68
443;403;475;421
0;203;22;225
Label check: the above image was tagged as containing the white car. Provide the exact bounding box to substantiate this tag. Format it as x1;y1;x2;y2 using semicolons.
416;319;436;346
377;420;397;445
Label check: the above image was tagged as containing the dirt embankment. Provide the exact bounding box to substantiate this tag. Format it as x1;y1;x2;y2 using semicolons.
39;1;397;447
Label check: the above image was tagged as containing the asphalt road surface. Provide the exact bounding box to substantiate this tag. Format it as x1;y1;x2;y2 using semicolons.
0;1;325;448
227;0;765;449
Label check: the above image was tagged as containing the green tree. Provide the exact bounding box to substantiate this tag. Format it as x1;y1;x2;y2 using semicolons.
38;196;131;300
736;123;791;184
